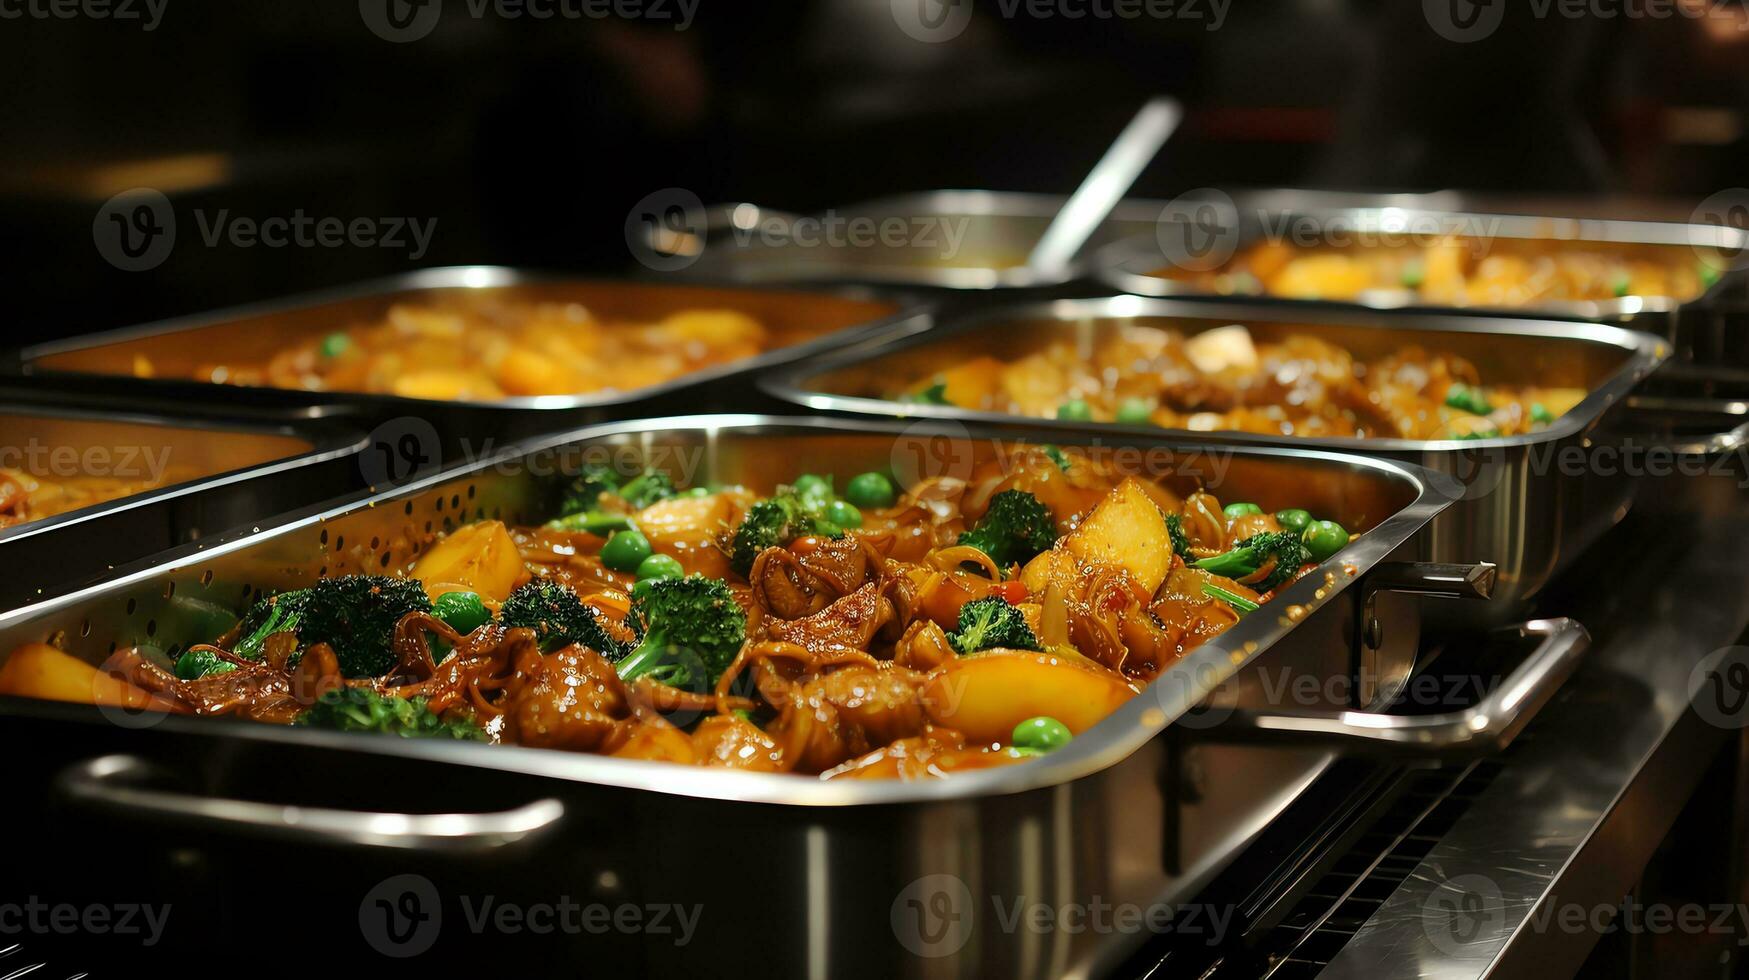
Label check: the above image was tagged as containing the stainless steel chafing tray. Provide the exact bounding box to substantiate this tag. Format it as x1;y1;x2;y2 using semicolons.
668;190;1168;289
760;297;1673;617
11;266;931;446
0;416;1584;978
0;394;365;608
1097;202;1747;331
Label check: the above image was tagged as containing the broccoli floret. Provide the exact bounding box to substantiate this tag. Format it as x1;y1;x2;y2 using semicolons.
499;579;626;655
615;575;747;690
1165;514;1191;561
950;596;1041;654
296;575;433;678
1193;531;1312;592
560;463;624;517
228;576;427;677
618;470;677;510
295;687;486;740
958;490;1056;570
233;589;311;660
724;491;843;576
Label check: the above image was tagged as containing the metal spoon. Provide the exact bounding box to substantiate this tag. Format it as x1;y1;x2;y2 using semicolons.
1025;95;1183;278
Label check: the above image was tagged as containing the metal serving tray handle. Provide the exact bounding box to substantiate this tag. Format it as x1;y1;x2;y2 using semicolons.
1613;394;1749;455
55;754;566;853
1218;617;1590;756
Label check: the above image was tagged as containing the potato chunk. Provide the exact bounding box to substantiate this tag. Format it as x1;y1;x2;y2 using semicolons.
411;519;528;602
1063;477;1173;595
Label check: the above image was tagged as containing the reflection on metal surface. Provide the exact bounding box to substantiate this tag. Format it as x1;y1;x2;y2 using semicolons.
1325;510;1749;979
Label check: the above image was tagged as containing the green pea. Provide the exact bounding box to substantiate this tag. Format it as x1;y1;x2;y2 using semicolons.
174;648;237;680
824;499;863;529
1612;275;1631;297
432;590;491;635
1444;382;1491;416
635;553;684;581
319;332;350;358
844;472;897;509
601;529;653;572
1056;399;1093;422
1700;262;1722;288
1302;520;1350;562
1223;502;1263;519
791;474;831;498
1115;398;1154;425
1012;716;1073;753
1274;508;1312;533
1530;403;1554;424
1400;259;1425;289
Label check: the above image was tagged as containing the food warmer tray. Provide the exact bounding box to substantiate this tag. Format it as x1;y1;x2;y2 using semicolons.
0;415;1587;978
760;296;1673;618
10;266;933;451
1096;202;1747;336
0;392;366;608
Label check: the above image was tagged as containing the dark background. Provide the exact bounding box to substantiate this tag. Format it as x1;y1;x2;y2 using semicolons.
3;0;1748;345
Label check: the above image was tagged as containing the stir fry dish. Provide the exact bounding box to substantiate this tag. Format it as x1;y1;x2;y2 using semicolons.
131;297;772;401
0;468;173;531
1154;237;1727;307
895;322;1587;439
0;451;1361;780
